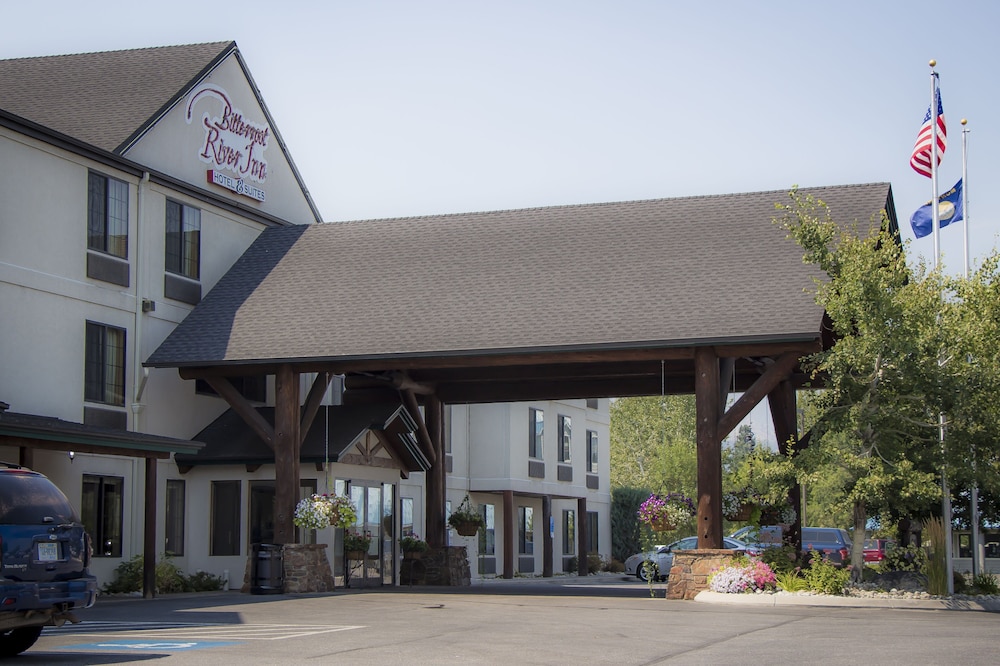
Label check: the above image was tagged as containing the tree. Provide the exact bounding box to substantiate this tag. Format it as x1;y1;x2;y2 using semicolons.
776;189;946;580
609;395;697;494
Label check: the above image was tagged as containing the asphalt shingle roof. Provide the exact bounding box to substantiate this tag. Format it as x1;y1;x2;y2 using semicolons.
146;183;894;368
0;42;233;152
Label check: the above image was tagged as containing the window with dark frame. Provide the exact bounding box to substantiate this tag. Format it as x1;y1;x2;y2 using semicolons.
165;479;185;556
587;511;599;553
587;430;598;474
519;506;534;555
558;415;571;463
81;475;123;557
210;480;241;556
479;503;495;555
87;171;128;258
529;407;544;459
563;509;575;555
84;321;125;406
165;199;201;280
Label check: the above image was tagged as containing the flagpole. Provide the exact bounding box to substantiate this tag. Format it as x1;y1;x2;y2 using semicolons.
930;61;941;264
962;117;981;577
928;59;953;597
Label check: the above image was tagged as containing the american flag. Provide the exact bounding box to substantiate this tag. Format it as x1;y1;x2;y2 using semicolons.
910;86;946;178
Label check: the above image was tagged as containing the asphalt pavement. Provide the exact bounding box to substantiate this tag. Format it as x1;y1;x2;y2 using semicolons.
23;575;1000;665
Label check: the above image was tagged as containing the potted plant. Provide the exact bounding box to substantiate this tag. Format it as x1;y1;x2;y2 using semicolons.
293;493;357;530
400;534;429;559
448;495;486;536
343;531;372;560
637;492;695;532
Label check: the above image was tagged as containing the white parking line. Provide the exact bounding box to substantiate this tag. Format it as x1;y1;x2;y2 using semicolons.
49;623;366;640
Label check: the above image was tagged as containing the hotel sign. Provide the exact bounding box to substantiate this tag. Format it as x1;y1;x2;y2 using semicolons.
186;83;269;202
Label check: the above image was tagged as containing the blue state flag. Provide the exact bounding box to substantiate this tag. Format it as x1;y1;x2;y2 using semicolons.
910;179;963;239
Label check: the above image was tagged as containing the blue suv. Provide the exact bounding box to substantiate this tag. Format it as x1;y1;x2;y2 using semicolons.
0;464;97;656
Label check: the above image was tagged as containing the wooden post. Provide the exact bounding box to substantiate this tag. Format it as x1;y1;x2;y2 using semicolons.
695;347;722;549
577;497;588;576
273;365;300;545
503;490;514;579
143;456;156;598
425;395;446;547
769;379;802;549
542;495;552;577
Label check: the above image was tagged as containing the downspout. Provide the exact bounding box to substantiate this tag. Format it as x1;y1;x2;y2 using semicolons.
132;172;151;425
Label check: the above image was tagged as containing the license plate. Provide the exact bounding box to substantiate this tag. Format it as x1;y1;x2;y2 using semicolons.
37;541;60;562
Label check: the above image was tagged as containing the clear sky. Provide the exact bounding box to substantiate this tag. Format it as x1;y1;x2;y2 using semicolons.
5;0;998;443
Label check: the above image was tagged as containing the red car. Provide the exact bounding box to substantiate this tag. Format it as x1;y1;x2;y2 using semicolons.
864;538;895;563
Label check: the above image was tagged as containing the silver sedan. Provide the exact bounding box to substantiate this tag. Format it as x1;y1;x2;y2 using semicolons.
623;536;758;582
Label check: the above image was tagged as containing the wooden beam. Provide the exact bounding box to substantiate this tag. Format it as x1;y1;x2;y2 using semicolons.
695;347;722;549
425;395;446;548
401;389;437;464
542;495;553;578
204;377;275;450
272;365;300;546
300;371;332;446
716;352;802;440
143;457;157;599
769;379;802;549
503;490;514;579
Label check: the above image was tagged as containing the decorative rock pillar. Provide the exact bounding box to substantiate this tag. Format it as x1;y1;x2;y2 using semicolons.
665;550;733;600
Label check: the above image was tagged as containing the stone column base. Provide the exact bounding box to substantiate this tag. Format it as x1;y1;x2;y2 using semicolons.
666;549;735;600
241;543;336;594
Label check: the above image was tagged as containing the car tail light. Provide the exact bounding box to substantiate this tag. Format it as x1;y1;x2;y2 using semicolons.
839;547;850;562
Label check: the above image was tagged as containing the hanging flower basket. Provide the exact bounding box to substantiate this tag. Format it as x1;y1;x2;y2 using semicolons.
638;493;695;532
293;493;357;530
403;551;423;560
346;550;366;560
448;495;485;536
401;534;429;557
650;517;677;532
722;491;758;522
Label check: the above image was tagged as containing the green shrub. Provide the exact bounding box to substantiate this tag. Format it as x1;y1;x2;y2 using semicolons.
101;554;224;594
604;558;625;573
775;569;809;592
758;545;802;574
802;551;850;595
972;573;999;595
586;552;603;574
878;544;927;573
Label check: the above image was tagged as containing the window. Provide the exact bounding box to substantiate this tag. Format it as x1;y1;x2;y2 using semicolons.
165;200;201;279
519;506;534;555
479;503;495;555
401;497;414;537
81;475;123;557
558;415;571;463
84;322;125;406
165;479;185;556
587;430;598;474
210;480;241;556
528;408;543;459
87;171;128;258
563;510;575;555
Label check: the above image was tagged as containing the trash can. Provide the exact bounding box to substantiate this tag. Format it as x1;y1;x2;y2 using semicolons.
250;543;284;594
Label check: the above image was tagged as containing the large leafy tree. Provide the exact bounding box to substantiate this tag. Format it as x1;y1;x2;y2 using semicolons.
777;190;945;579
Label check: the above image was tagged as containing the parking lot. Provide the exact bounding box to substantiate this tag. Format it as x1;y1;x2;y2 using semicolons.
26;577;1000;665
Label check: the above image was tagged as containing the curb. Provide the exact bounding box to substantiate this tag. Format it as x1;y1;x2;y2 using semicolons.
694;590;1000;612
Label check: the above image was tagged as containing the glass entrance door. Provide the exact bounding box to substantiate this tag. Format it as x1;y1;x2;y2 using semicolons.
344;481;395;587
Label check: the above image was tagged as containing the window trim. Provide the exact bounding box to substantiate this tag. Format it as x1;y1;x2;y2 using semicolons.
528;407;544;459
586;430;598;474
